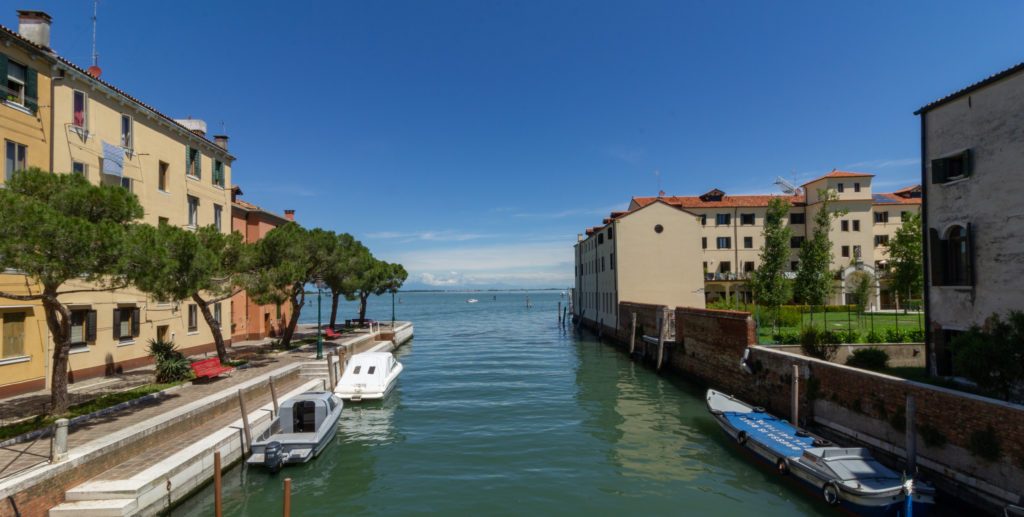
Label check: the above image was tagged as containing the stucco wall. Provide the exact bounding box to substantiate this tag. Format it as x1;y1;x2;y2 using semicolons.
616;202;704;311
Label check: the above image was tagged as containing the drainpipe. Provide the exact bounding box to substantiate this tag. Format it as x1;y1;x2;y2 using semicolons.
612;220;619;330
919;112;934;376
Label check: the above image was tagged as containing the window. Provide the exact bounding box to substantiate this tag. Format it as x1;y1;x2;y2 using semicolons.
853;245;861;259
601;257;605;272
701;237;707;249
120;177;132;192
719;261;731;273
186;147;201;178
2;312;26;358
716;213;731;226
875;235;889;247
188;304;199;332
5;140;27;181
743;261;755;273
120;114;133;149
73;90;87;129
158;217;169;226
743;236;753;249
610;253;615;270
353;366;361;374
70;309;97;346
932;150;971;184
837;183;844;193
841;245;850;258
791;261;799;271
368;366;376;375
598;233;604;244
854;182;861;193
931;225;974;286
72;161;86;177
841;220;849;232
214;204;223;231
654;224;663;233
790;236;804;248
740;213;755;225
700;214;706;226
213;159;225;187
852;220;860;232
5;59;28;106
112;307;140;342
874;211;889;223
187;196;199;227
214;303;222;325
716;237;731;249
158;161;169;191
790;213;805;225
607;228;614;240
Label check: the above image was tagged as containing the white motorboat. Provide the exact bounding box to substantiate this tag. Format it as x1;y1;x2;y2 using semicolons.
247;391;343;472
335;352;403;401
467;298;479;303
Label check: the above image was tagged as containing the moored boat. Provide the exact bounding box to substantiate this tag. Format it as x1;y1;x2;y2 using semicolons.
335;352;403;401
706;389;934;516
247;391;343;472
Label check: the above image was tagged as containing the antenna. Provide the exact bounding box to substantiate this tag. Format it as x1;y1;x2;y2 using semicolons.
91;0;99;67
774;176;800;195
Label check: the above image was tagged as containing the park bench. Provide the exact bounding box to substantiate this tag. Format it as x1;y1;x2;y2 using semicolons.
190;357;234;381
324;327;343;340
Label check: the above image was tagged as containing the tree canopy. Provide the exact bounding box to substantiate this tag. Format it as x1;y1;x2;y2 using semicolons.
795;190;844;309
751;197;792;328
886;212;924;308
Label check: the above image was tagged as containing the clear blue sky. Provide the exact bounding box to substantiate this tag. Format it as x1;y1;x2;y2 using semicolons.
13;1;1024;289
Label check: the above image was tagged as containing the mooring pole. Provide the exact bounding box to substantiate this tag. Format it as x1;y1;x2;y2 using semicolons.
629;312;637;355
657;307;669;370
283;478;292;517
906;395;917;474
237;390;252;454
791;364;800;427
558;301;562;324
214;451;223;517
268;376;279;415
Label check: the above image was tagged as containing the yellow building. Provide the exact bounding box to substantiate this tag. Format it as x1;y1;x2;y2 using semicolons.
0;11;236;397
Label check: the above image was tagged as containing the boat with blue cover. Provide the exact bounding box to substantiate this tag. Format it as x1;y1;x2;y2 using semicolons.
706;389;935;516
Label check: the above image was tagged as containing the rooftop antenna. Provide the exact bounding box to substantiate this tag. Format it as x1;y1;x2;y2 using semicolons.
87;0;102;78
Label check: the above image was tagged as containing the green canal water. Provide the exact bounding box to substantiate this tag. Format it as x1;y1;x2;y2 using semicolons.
174;291;832;516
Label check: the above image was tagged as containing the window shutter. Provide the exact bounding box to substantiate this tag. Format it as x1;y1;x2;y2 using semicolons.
86;310;97;341
961;149;973;178
112;309;121;340
185;146;192;175
132;308;141;336
24;67;38;113
931;158;947;184
928;228;945;286
195;151;201;179
0;55;7;95
966;223;976;286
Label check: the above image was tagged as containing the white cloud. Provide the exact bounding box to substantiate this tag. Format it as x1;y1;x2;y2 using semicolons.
419;272;465;286
512;203;626;219
396;241;574;288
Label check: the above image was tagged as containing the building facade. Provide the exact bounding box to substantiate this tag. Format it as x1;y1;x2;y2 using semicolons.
916;62;1024;375
623;171;920;307
230;187;293;342
0;11;237;397
573;200;705;332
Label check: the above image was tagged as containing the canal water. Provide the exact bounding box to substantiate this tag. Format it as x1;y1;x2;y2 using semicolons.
174;291;831;516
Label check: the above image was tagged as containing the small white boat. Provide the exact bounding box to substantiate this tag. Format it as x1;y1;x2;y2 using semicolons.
335;352;403;401
467;298;479;303
247;391;343;472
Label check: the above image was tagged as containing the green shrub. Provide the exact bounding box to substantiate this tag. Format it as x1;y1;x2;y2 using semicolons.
919;422;947;448
968;425;1001;461
800;327;838;361
864;330;884;343
148;339;192;383
832;329;860;344
773;330;800;344
846;347;889;371
951;312;1024;401
884;328;907;343
907;329;925;343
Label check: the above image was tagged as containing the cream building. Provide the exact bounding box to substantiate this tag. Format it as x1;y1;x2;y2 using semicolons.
0;11;236;397
573;200;705;333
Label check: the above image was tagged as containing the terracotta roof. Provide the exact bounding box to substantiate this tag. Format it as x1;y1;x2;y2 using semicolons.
0;22;235;161
872;192;922;206
232;192;289;224
915;61;1024;115
801;170;875;186
631;194;805;209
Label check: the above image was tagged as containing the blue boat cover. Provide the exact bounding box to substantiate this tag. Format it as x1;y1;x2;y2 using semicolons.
723;411;816;458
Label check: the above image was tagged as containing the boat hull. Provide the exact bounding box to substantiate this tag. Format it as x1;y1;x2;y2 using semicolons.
336;363;403;401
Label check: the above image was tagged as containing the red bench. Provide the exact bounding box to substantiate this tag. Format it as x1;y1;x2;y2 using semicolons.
324;327;343;340
190;358;234;381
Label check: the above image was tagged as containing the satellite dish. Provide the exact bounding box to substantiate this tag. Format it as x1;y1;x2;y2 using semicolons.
774;176;801;195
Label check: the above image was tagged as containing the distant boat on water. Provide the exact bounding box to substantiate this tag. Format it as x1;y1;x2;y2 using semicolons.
467;299;479;304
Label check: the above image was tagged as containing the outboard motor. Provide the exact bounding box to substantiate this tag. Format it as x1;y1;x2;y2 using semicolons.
264;441;284;473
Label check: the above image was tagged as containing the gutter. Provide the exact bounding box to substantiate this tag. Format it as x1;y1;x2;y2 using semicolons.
920;112;934;376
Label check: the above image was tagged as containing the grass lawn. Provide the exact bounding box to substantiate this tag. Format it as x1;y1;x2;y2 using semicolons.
757;311;924;344
0;382;181;442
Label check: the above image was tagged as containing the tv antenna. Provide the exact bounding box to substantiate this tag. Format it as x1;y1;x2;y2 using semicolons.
87;0;102;78
774;176;801;195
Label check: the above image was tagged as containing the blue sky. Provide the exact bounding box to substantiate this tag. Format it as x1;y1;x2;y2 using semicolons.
14;1;1024;289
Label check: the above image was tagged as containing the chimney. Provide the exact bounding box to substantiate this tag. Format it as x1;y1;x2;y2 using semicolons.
213;135;229;150
284;210;295;222
17;10;52;49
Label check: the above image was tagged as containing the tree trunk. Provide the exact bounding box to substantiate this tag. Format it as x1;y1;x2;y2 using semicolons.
358;292;369;323
42;291;72;415
193;293;229;363
329;292;341;330
280;287;305;348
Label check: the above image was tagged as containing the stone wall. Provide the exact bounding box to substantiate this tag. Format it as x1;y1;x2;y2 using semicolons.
766;342;926;368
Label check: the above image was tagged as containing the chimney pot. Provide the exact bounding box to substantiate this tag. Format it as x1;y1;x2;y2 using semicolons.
17;10;52;49
213;135;229;150
284;210;295;222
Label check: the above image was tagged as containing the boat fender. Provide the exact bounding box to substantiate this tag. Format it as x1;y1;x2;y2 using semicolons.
753;406;766;413
813;438;833;447
776;458;789;476
265;441;284;473
822;482;840;505
736;431;748;445
795;430;811;438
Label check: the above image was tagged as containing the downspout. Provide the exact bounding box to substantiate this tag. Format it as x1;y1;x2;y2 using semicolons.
919;111;934;376
612;220;619;330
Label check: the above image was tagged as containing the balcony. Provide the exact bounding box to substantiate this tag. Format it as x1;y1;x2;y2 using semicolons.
705;271;753;281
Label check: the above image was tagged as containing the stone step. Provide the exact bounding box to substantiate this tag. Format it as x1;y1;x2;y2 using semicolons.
49;498;137;517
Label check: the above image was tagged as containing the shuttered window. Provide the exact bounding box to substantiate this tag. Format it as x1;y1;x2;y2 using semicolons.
932;150;972;184
186;146;201;178
212;159;225;187
2;312;26;358
930;225;975;287
1;55;38;113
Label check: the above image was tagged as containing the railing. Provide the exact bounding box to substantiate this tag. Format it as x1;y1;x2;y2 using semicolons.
705;272;753;281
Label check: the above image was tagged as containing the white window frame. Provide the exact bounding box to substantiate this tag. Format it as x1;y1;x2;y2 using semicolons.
188;304;199;333
5;60;27;107
72;161;87;177
72;90;88;134
187;195;199;227
5;140;27;181
213;203;223;231
158;161;169;192
120;114;133;151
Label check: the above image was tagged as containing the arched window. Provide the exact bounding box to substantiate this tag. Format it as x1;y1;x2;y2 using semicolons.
946;225;971;285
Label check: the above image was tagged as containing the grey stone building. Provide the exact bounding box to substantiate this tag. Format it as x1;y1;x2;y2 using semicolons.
916;62;1024;375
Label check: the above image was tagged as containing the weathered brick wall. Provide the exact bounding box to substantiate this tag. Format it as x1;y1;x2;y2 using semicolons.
616;301;666;343
667;307;756;398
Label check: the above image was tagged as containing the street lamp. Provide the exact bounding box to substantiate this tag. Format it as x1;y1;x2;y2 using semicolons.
391;288;396;328
315;277;324;360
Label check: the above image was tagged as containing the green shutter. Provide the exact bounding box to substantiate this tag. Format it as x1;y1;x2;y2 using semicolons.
0;54;7;98
961;149;972;178
966;223;976;286
195;151;201;179
112;309;121;340
931;158;947;184
928;228;945;286
132;308;141;337
25;67;38;113
86;310;97;342
185;146;192;176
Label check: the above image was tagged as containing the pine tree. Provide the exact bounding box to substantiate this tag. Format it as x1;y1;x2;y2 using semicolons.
795;189;844;323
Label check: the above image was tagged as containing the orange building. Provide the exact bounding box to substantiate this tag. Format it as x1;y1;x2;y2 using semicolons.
230;186;294;341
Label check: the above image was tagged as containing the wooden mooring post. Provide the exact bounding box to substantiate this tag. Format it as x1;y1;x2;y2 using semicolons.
282;478;292;517
237;390;252;454
558;301;562;324
791;364;800;427
657;307;670;370
629;313;637;355
906;395;917;474
214;451;223;517
268;376;279;415
327;352;337;391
